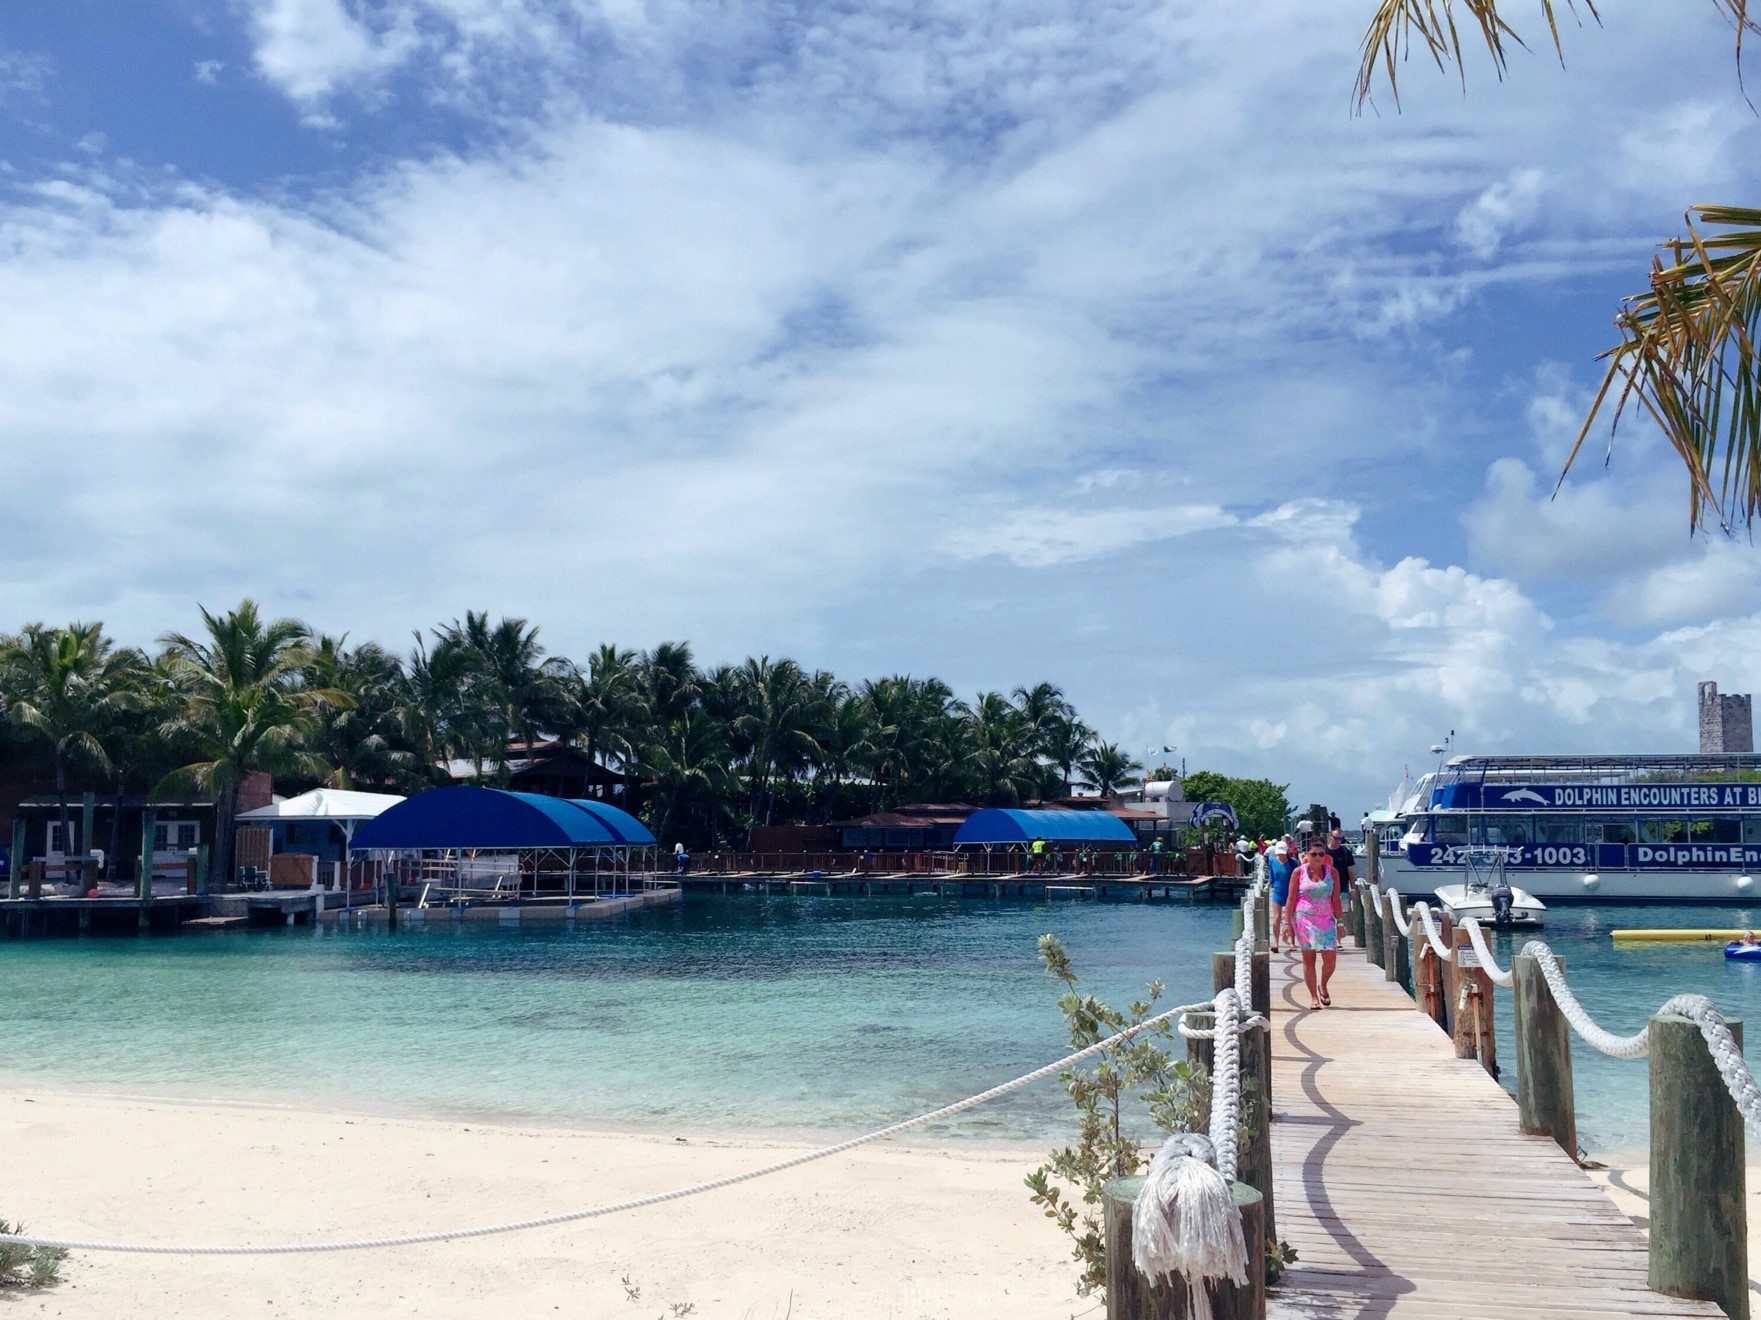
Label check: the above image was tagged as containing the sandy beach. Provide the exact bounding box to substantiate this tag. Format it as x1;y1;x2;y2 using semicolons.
1587;1150;1761;1298
0;1091;1084;1319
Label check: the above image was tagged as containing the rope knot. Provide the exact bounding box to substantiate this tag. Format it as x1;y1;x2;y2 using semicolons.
1131;1133;1248;1320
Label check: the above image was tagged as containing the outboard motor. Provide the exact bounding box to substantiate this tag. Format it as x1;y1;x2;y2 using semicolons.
1490;879;1514;929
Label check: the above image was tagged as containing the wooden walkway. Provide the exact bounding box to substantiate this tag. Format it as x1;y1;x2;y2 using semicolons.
1266;945;1727;1319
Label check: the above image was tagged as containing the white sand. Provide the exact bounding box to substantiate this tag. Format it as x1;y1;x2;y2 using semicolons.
1587;1150;1761;1296
0;1091;1087;1319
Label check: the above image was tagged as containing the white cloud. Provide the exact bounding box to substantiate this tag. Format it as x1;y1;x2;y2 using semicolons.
942;503;1235;567
248;0;416;104
1454;167;1544;259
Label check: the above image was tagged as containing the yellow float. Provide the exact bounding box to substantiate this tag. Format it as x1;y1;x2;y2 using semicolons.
1610;929;1755;943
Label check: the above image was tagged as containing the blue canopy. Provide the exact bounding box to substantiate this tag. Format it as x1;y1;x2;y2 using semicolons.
566;799;657;846
952;808;1137;846
350;787;623;851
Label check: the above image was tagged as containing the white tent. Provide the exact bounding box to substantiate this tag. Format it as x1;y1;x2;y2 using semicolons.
237;790;406;890
237;789;405;824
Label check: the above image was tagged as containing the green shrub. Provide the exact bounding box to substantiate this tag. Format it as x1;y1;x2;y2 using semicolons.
0;1221;66;1289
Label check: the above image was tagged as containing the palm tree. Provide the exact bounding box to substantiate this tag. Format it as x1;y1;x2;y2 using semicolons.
642;709;736;846
1;622;143;862
641;642;702;729
98;654;179;880
730;658;833;838
1079;741;1143;800
1043;715;1096;798
440;612;564;778
304;635;417;790
967;691;1043;805
557;644;646;777
399;630;489;783
158;601;338;889
1357;0;1761;530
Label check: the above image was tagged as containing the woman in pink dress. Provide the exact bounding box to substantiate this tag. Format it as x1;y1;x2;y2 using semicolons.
1291;842;1343;1009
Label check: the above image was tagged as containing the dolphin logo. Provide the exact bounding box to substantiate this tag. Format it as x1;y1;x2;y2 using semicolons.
1501;789;1548;805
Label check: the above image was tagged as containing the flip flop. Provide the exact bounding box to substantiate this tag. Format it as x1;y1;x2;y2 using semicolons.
1320;992;1332;1007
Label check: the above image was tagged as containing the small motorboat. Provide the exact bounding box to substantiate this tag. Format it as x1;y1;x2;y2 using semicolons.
1724;942;1761;961
1432;849;1545;928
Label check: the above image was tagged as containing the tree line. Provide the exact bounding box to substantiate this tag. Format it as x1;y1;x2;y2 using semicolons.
0;600;1155;879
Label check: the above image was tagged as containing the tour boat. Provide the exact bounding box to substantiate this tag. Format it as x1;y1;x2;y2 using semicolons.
1373;753;1761;904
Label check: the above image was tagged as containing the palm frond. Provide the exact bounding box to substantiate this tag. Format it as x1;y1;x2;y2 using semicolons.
1355;0;1598;110
1565;205;1761;532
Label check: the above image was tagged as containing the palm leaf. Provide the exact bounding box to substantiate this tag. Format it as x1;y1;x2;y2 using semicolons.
1354;0;1598;110
1565;205;1761;531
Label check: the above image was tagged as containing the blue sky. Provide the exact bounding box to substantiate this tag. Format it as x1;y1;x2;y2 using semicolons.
2;0;1759;813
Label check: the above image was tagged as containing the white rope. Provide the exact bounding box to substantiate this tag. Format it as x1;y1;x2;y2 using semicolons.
1412;901;1454;961
0;999;1214;1257
1459;917;1513;987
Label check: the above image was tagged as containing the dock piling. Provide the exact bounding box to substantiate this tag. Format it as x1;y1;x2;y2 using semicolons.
1363;886;1385;970
1213;950;1274;1246
1650;1012;1748;1320
1380;892;1405;985
1512;951;1576;1160
1102;1176;1265;1320
1450;926;1497;1077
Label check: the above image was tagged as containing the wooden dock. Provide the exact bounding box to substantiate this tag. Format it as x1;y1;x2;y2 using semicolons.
1266;944;1726;1319
671;872;1228;902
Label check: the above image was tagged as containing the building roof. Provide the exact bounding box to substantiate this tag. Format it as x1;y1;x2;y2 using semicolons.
236;789;406;823
349;786;638;851
952;808;1138;846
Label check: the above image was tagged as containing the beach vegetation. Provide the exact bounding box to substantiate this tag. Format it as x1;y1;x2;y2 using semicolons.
1356;1;1761;532
0;1221;66;1290
0;606;1156;880
1025;934;1208;1298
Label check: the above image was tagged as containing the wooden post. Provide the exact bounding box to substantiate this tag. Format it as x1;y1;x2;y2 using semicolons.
1185;1010;1215;1090
1364;830;1381;886
1213;951;1274;1246
1388;896;1411;992
1650;1013;1747;1319
80;791;95;869
1344;880;1363;945
1380;892;1403;983
137;807;156;903
1364;886;1385;969
28;859;43;900
1231;905;1244;942
8;816;23;901
1512;951;1575;1160
1103;1176;1265;1320
1435;911;1456;1035
1450;927;1497;1078
194;843;209;897
1252;889;1269;950
386;862;399;930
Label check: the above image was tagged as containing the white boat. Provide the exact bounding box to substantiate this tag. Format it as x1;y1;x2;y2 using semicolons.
1430;849;1545;926
1372;753;1761;904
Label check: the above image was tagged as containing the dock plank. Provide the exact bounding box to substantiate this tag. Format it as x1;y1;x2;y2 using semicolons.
1264;946;1726;1318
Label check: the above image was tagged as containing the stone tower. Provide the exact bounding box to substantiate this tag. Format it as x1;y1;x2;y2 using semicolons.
1699;681;1754;754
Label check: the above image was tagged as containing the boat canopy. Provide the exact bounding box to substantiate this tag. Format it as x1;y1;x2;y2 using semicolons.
349;786;629;851
952;808;1136;846
566;799;656;845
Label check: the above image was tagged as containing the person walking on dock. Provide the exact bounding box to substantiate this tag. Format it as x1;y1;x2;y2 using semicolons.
1292;842;1342;1009
1327;828;1356;891
1268;839;1296;951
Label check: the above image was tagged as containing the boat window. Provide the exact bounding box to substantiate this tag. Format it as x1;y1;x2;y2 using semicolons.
1639;818;1688;844
1534;818;1580;845
1744;818;1761;845
1430;814;1468;844
1690;819;1742;844
1475;815;1532;846
1583;817;1637;845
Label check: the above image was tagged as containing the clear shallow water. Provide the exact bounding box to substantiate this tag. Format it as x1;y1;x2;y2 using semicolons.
1481;903;1761;1153
4;897;1752;1150
0;897;1230;1141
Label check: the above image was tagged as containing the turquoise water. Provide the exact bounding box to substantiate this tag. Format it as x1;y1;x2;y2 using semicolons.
2;897;1754;1150
0;897;1230;1141
1480;903;1761;1154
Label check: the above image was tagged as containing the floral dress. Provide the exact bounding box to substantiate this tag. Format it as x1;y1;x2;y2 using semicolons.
1290;862;1339;952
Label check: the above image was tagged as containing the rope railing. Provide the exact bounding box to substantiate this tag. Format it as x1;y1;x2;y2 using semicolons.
1366;880;1761;1132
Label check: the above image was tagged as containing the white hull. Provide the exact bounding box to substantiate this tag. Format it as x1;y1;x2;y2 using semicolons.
1431;882;1546;927
1376;852;1761;903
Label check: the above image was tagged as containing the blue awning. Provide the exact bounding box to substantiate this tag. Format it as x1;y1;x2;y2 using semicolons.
952;808;1137;846
349;787;622;850
566;799;657;846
